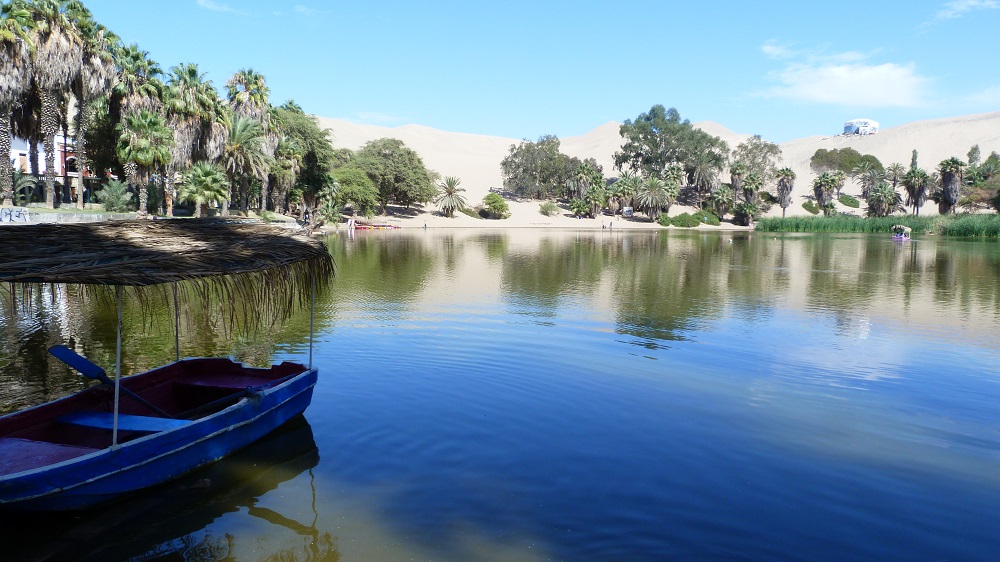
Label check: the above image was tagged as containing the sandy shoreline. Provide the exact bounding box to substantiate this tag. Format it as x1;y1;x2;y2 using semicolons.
322;198;753;232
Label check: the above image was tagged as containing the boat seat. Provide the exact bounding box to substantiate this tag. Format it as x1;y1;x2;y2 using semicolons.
174;375;276;392
0;437;100;474
56;412;193;433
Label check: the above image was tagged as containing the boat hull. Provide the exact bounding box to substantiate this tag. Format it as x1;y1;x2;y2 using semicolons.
0;362;317;511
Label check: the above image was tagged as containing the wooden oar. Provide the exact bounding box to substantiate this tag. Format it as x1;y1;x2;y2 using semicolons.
48;345;173;419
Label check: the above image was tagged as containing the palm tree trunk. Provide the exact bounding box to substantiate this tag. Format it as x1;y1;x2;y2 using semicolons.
164;165;175;217
0;108;12;206
40;90;59;209
75;101;90;210
137;170;149;217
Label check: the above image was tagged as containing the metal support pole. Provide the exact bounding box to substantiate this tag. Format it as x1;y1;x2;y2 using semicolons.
113;286;122;447
309;272;315;370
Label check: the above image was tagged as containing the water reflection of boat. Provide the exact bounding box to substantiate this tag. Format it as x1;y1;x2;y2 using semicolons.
0;220;333;512
2;415;336;561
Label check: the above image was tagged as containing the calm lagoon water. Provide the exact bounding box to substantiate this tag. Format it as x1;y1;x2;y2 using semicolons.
2;229;1000;561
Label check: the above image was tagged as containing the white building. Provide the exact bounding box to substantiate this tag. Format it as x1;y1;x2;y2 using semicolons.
843;118;879;135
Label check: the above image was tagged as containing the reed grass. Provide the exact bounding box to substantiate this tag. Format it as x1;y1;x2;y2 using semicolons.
755;215;940;233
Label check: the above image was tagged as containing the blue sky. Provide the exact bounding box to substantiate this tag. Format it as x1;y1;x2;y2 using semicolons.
84;0;999;143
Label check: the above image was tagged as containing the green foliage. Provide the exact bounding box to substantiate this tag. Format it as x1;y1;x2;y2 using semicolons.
732;135;782;185
941;214;1000;237
354;138;435;211
178;162;229;217
733;201;759;226
802;201;819;215
614;105;729;189
864;182;902;217
569;197;589;217
433;176;467;218
668;213;703;228
539;201;559;216
755;215;939;233
483;192;510;219
274;105;336;205
94;179;133;212
811;147;882;174
330;166;378;218
709;184;734;217
459;207;482;219
839;194;860;208
500;135;590;200
760;191;777;204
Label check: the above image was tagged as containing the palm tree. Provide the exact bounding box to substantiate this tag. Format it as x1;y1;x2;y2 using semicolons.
110;42;162;119
21;0;83;208
226;68;269;121
636;176;668;221
227;69;275;212
270;136;300;214
220;116;270;216
163;63;220;216
901;168;930;215
689;149;724;207
605;182;623;216
812;172;837;213
0;5;33;206
433;176;467;218
615;172;640;213
885;163;906;189
71;17;115;209
709;184;734;218
937;157;965;214
865;181;901;217
775;167;795;218
178;161;229;217
833;170;849;199
116;109;172;217
729;161;748;203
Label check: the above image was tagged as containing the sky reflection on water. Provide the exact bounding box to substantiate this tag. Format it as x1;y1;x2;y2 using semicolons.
3;229;1000;561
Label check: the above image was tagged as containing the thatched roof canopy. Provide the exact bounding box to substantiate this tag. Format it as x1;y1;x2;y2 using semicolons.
0;220;332;286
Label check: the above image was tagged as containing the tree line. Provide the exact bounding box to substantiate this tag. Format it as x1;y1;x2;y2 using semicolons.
0;0;468;224
501;102;1000;225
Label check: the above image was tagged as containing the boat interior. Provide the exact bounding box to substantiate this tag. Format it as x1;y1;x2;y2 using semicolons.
0;357;307;476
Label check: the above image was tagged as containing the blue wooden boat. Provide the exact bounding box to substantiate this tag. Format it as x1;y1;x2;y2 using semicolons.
0;220;333;511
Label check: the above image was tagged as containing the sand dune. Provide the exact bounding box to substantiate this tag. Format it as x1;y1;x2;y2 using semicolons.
314;111;1000;225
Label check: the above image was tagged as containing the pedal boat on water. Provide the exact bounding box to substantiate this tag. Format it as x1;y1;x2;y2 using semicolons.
0;220;333;511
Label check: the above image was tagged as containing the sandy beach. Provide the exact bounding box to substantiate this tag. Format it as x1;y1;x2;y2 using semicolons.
314;110;1000;229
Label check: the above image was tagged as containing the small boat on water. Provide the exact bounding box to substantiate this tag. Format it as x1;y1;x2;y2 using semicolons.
0;220;333;511
891;225;912;241
348;217;400;230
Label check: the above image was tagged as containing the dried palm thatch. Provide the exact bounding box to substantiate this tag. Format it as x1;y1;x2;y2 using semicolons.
0;219;334;325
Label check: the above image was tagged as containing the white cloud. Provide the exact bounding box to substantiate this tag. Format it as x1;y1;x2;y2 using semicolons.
757;45;931;107
935;0;998;19
195;0;251;16
760;40;794;60
294;5;323;15
964;84;1000;105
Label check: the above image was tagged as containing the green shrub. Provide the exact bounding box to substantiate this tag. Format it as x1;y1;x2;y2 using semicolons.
759;191;777;204
483;192;510;219
669;213;702;228
539;201;559;216
460;207;482;219
93;180;132;212
802;201;819;215
658;214;673;227
839;194;860;208
699;210;722;226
